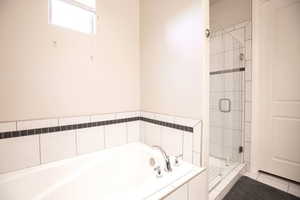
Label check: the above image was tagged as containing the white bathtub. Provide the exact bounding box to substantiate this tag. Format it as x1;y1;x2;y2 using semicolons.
0;143;203;200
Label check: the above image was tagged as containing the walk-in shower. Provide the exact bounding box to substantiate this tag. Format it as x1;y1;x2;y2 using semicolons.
209;26;246;190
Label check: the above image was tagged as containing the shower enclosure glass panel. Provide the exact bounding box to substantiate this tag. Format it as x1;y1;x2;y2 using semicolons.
209;27;245;190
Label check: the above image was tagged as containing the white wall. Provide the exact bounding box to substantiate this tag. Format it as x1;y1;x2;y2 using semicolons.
210;0;251;30
140;0;207;120
0;0;140;121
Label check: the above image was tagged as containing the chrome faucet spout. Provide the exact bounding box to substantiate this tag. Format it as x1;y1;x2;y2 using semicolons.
152;145;172;172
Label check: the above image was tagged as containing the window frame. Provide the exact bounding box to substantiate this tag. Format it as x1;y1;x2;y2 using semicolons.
49;0;96;34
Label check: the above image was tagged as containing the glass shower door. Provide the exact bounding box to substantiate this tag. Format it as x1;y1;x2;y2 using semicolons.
209;29;245;190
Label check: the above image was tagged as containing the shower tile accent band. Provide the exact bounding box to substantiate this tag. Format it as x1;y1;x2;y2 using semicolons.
210;67;245;75
0;117;194;140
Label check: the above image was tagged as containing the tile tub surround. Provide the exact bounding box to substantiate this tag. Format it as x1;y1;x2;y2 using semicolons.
0;111;201;174
0;143;207;200
0;114;194;140
140;111;202;167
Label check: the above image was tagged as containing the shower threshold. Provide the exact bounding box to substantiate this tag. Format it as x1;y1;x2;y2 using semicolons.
208;156;241;191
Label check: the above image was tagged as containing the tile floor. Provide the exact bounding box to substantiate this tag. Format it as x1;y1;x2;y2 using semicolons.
244;171;300;198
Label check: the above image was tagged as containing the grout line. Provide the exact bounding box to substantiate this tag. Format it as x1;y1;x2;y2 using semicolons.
39;134;42;165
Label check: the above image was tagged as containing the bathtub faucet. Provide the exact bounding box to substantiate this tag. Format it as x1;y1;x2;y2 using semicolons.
152;145;172;172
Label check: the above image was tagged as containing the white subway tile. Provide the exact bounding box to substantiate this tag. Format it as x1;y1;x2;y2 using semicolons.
59;116;90;126
210;126;223;147
245;60;252;81
193;152;201;167
90;113;115;122
141;111;156;119
0;122;16;132
246;81;252;102
174;117;200;127
161;127;183;156
127;121;140;143
210;109;224;128
105;124;127;148
139;121;146;143
245;122;251;142
210;74;225;92
193;124;202;153
143;123;161;146
231;28;245;46
225;34;233;51
155;114;174;123
245;40;252;60
224;51;234;68
0;136;40;173
223;111;243;130
17;119;58;131
183;132;193;163
244;142;251;162
245;102;252;122
77;127;105;155
116;111;139;119
40;130;76;163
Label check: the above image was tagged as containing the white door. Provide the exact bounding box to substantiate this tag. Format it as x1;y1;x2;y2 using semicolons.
254;0;300;182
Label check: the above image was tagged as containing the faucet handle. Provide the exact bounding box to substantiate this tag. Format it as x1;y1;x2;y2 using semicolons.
174;154;183;166
154;166;163;178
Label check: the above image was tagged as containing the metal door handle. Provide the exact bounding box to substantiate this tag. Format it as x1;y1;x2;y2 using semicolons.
219;98;231;113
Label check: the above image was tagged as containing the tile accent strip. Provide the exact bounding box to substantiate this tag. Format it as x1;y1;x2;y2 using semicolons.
0;117;193;140
210;67;245;75
140;117;193;132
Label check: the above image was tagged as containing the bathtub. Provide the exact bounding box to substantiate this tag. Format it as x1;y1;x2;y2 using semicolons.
0;143;203;200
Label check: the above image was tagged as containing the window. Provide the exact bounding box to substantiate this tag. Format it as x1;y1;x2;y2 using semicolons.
49;0;96;34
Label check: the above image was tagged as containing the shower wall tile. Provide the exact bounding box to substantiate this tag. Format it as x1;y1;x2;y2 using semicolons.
225;34;234;51
77;127;105;155
245;122;251;142
0;135;40;173
224;51;234;68
210;21;252;172
246;81;252;102
245;102;252;122
40;130;77;164
245;60;252;81
244;141;251;163
245;40;252;61
210;74;225;92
